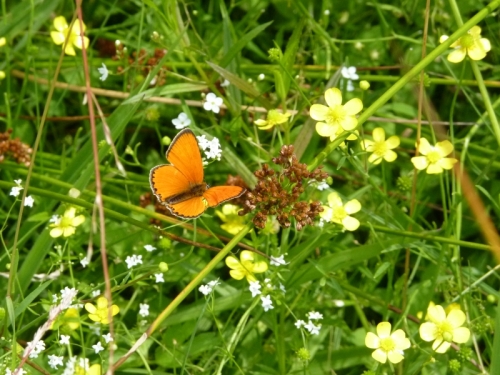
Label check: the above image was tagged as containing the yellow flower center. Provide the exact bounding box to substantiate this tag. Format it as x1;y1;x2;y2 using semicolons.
460;34;474;49
437;320;454;342
326;105;346;126
373;141;388;156
427;150;441;164
332;206;347;221
380;337;396;352
60;216;75;229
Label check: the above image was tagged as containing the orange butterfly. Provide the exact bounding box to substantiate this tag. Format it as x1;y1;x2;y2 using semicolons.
150;129;246;219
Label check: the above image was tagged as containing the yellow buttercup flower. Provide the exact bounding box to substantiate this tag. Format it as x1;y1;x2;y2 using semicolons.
51;307;81;331
50;16;89;56
75;364;101;375
215;204;246;234
84;297;120;324
310;88;363;140
254;109;291;130
362;127;400;165
365;322;411;364
225;250;268;282
440;26;491;63
49;207;85;238
411;138;457;174
320;192;361;231
419;304;470;353
0;37;6;47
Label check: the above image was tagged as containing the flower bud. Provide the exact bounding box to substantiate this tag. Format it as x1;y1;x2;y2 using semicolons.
159;262;169;273
360;80;370;90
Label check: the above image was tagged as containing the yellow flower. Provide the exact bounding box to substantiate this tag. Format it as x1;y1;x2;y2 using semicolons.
50;16;89;56
320;192;361;231
51;307;80;331
49;207;85;238
310;88;363;140
440;26;491;63
0;71;5;80
225;250;268;282
215;204;246;235
75;364;101;375
362;127;400;165
254;109;291;130
85;297;120;324
0;37;6;47
411;138;458;174
365;322;411;364
419;304;470;353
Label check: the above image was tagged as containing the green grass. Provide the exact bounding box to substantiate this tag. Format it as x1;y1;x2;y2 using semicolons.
1;0;500;374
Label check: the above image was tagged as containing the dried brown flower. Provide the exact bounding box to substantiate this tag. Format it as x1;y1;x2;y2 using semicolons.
240;145;328;230
0;129;32;166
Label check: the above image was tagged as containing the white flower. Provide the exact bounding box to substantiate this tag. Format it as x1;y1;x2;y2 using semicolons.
305;321;321;335
50;214;60;224
197;135;222;160
14;179;22;185
24;196;34;207
308;311;324;320
196;135;210;149
52;294;59;303
333;300;345;307
139;303;150;317
60;335;70;345
207;279;220;288
125;254;143;269
270;255;288;267
92;341;104;354
10;186;23;197
295;320;305;329
144;244;156;252
172;112;191;129
261;295;274;312
27;339;45;358
48;355;64;369
279;283;286;294
60;287;78;307
324;9;330;15
249;281;262;297
80;257;89;268
317;181;329;191
341;66;359;80
220;79;230;87
69;188;81;198
258;73;265;81
102;333;113;343
199;284;213;295
203;92;223;114
264;278;274;289
91;290;101;297
61;356;77;375
154;273;164;283
98;63;109;81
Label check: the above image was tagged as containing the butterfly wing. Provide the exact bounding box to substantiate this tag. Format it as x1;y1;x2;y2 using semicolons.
150;165;191;203
166;129;204;185
203;186;246;208
168;196;207;219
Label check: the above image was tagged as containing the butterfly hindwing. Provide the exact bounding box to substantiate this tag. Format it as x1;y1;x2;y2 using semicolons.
150;165;191;203
168;196;207;219
203;186;246;208
166;129;204;185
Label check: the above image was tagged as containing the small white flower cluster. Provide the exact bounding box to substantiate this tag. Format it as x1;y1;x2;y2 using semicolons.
52;287;78;309
172;112;191;129
341;66;359;92
196;135;222;161
154;273;164;283
199;279;220;296
48;355;64;369
125;254;143;269
26;340;45;358
80;257;89;268
203;92;223;113
316;180;330;191
270;255;288;267
6;368;26;375
144;244;156;252
61;357;90;375
260;295;273;312
139;303;149;317
98;63;109;81
294;311;323;335
103;333;114;343
60;334;70;345
248;278;286;312
92;341;104;354
9;179;34;207
220;79;230;87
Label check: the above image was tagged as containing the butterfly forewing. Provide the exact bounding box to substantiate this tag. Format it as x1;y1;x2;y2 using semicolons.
166;129;204;185
169;197;207;219
150;165;192;203
203;186;246;207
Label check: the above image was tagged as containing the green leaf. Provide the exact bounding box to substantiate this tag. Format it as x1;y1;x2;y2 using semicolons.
123;83;208;104
14;280;53;318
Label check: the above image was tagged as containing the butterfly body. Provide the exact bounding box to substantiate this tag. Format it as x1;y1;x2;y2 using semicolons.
150;129;245;219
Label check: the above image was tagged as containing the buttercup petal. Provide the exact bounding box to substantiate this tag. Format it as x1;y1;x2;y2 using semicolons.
480;38;491;52
343;98;363;116
310;104;329;121
346;131;358;140
341;115;357;131
344;199;361;214
327;192;342;208
385;135;400;149
342;216;360;231
439;35;449;43
447;309;466;327
436;139;455;157
50;228;63;238
229;269;246;280
433;340;451;353
467;45;487;60
387;351;405;364
85;303;97;314
64;43;76;56
324;88;342;108
50;31;65;45
417;138;431;155
240;250;255;263
365;332;380;349
362;139;374;151
391;329;409;348
73;35;90;50
96;297;108;309
225;256;241;270
254;119;268;126
316;122;336;137
62;227;76;237
371;349;387;364
111;305;120;316
419;322;438;341
426;163;443;174
53;16;68;31
411;156;429;170
88;313;101;322
372;127;385;143
469;26;481;36
72;215;85;227
252;261;269;273
448;48;466;63
452;327;470;343
384;150;398;162
376;322;392;338
368;153;382;164
427;305;446;323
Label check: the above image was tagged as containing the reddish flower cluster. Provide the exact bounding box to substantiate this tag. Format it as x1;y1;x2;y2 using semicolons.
240;145;328;230
0;129;32;166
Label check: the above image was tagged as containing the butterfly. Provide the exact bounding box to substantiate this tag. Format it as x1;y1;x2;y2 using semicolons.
150;129;246;219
